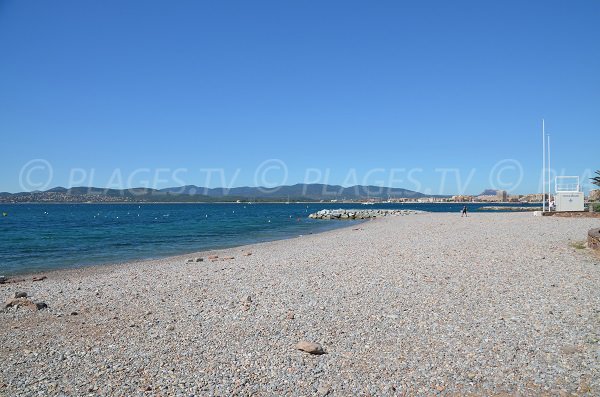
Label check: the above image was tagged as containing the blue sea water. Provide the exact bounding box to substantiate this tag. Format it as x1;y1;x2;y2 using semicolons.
0;202;538;275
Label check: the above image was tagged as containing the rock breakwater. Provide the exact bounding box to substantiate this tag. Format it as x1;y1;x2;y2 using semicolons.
308;209;423;220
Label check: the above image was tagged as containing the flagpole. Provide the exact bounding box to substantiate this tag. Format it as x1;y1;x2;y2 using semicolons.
542;119;546;212
547;134;551;210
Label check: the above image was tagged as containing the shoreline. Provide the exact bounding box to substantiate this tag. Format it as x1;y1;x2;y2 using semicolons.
1;201;545;205
2;212;599;395
2;215;372;280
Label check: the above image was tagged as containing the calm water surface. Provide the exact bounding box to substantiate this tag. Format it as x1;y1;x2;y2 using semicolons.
0;202;538;275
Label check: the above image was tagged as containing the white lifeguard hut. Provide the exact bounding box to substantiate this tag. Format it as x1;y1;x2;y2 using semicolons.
554;176;584;212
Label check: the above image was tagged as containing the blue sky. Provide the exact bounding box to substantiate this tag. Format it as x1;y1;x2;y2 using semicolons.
1;0;598;194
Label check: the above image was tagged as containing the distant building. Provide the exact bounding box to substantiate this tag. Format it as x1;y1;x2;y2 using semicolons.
519;193;544;202
590;189;600;202
451;195;473;202
496;190;507;202
475;195;498;202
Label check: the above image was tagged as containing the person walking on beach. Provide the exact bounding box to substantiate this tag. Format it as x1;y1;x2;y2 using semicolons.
461;205;468;217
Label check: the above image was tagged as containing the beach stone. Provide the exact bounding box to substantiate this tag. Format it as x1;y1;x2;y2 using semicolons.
32;276;47;282
286;312;295;320
241;295;253;311
5;298;38;310
560;345;581;354
195;257;204;262
35;302;48;310
296;341;325;355
14;292;27;299
0;276;6;284
208;255;219;260
241;295;252;306
588;228;600;250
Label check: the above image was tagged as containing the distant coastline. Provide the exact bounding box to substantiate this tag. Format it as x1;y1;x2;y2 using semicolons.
1;200;545;205
0;184;551;204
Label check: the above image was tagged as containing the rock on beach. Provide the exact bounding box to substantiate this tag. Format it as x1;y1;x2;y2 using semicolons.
296;341;325;355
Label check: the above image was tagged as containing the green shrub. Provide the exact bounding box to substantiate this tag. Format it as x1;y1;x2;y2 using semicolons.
593;203;600;212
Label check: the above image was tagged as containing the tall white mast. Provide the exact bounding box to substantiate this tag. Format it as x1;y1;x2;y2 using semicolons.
542;119;546;212
547;134;551;209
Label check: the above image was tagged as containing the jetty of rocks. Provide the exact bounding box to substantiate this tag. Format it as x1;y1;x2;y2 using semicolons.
308;208;423;220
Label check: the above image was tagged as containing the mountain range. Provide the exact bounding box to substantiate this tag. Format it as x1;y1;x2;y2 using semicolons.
158;184;428;200
0;184;444;202
478;189;500;196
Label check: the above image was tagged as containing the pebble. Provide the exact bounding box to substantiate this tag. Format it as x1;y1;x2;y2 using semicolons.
296;341;325;355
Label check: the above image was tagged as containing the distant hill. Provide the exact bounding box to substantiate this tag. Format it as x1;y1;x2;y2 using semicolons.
479;189;499;196
159;183;429;200
0;183;444;203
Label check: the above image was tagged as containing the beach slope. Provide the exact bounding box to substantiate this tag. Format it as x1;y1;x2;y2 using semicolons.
1;213;599;395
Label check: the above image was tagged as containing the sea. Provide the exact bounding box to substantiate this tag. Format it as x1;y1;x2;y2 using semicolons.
0;202;539;275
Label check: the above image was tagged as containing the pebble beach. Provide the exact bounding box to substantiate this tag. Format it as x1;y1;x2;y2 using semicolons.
1;212;599;396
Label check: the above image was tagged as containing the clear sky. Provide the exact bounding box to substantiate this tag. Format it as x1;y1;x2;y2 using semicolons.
1;0;598;194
